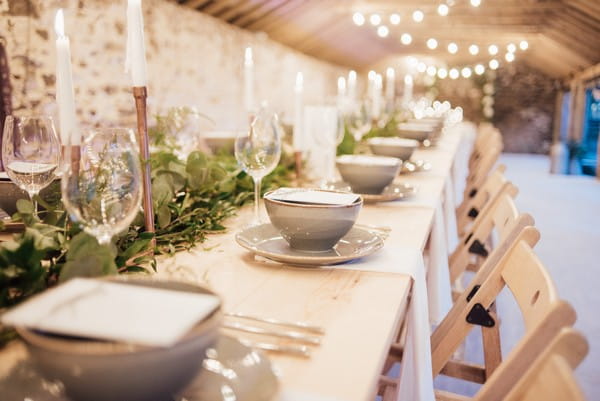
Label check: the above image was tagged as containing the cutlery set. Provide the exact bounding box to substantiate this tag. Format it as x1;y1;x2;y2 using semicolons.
222;312;325;358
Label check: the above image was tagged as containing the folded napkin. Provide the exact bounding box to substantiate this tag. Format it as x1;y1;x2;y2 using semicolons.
443;178;459;254
266;188;360;206
2;278;220;347
327;247;435;401
426;204;453;325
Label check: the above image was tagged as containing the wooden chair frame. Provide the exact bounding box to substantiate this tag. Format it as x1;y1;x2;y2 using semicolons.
432;227;577;401
456;164;508;236
450;182;520;283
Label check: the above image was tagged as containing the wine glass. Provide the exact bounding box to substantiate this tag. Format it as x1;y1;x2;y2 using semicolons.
346;102;372;142
312;106;345;184
1;116;61;214
235;107;282;225
61;127;142;245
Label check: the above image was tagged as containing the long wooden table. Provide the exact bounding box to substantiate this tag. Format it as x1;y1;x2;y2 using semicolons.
0;123;470;401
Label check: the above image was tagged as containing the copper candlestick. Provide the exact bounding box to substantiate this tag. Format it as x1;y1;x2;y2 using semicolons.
132;86;155;238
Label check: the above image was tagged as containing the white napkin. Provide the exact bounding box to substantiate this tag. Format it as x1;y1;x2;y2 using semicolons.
266;188;360;206
2;278;220;347
327;247;435;401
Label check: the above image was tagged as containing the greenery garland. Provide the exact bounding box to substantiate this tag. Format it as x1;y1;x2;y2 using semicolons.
0;110;294;322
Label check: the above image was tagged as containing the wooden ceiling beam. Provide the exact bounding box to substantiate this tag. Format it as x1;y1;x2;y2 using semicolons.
243;0;307;31
182;0;213;10
219;1;262;22
234;0;290;28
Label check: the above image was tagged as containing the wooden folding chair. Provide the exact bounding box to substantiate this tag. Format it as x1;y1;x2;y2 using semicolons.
379;214;535;398
450;182;520;284
431;226;577;400
463;142;503;206
455;164;508;236
480;328;588;401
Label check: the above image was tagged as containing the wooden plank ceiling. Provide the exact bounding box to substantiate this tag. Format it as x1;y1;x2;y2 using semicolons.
176;0;600;79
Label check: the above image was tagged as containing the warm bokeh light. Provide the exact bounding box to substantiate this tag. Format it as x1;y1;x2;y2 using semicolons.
474;64;485;75
470;0;481;6
448;42;458;54
437;4;449;16
469;44;479;55
461;67;472;78
427;38;438;49
352;12;365;26
370;13;381;26
488;44;499;55
390;13;401;25
519;40;529;50
449;68;460;79
505;52;515;62
401;33;413;45
412;10;424;22
437;68;448;79
427;65;437;76
507;43;517;53
489;59;499;69
417;62;427;72
377;25;389;37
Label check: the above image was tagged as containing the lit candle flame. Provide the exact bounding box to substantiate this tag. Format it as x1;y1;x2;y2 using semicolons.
55;9;65;37
244;47;253;66
295;72;303;90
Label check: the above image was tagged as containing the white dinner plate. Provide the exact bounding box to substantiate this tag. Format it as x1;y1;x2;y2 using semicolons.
323;181;417;203
0;336;278;401
401;159;431;174
236;224;384;266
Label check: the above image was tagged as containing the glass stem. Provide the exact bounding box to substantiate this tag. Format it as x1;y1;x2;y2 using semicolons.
253;176;262;224
29;192;38;219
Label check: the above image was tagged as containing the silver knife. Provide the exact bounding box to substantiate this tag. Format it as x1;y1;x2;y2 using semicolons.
222;321;321;345
225;312;325;334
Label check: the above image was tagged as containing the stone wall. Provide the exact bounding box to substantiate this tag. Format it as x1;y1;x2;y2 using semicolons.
1;0;344;131
435;61;558;154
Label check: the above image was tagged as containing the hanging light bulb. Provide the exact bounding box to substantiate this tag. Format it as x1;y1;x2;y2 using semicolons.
417;62;427;73
461;67;472;78
412;10;424;22
437;4;449;16
519;40;529;50
507;43;517;53
489;59;499;70
427;65;437;76
447;42;458;54
427;38;438;49
377;25;389;37
370;13;382;26
437;68;448;79
390;13;401;25
449;68;460;79
400;33;412;45
474;64;485;75
488;44;499;55
352;12;365;26
470;0;481;6
469;44;479;55
505;52;515;62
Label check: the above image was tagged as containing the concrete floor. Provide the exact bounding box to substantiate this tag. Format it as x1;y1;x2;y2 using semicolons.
434;153;600;399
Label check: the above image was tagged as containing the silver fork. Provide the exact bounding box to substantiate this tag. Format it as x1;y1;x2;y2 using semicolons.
225;312;324;334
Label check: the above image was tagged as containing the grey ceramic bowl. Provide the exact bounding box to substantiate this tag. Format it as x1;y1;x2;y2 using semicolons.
264;188;362;252
335;155;402;195
396;122;435;142
203;131;242;154
17;277;222;401
367;137;419;161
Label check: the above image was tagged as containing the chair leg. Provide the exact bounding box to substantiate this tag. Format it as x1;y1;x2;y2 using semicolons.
481;304;502;378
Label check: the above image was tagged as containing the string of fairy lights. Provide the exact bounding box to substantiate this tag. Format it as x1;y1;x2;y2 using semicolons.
351;0;530;77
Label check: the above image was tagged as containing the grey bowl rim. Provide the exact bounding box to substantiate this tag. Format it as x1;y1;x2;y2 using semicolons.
264;188;363;210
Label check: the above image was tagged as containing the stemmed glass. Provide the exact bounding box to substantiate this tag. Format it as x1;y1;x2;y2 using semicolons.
1;116;61;213
61;128;142;245
346;102;372;142
312;106;345;184
235;107;282;225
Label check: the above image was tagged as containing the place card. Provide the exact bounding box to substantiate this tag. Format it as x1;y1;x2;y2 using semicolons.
266;188;360;205
1;278;220;347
